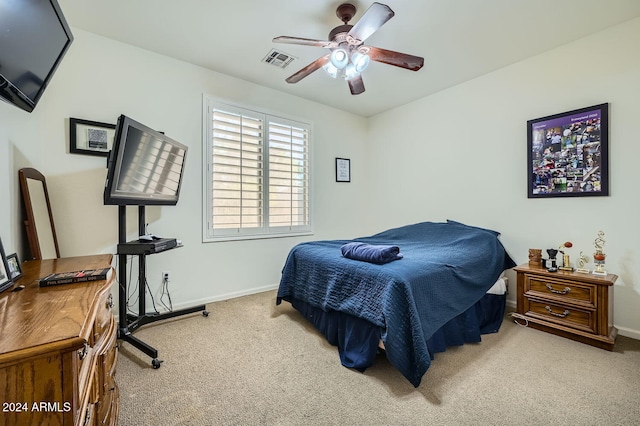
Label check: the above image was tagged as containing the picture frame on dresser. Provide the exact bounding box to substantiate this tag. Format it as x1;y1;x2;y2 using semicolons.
0;238;13;292
69;118;116;157
6;253;22;281
527;103;609;198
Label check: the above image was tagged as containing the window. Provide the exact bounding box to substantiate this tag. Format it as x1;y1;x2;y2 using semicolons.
203;98;312;241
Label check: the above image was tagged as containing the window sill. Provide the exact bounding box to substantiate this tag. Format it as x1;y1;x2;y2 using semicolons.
203;231;313;243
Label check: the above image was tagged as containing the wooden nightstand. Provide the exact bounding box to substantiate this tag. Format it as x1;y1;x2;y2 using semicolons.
513;264;617;350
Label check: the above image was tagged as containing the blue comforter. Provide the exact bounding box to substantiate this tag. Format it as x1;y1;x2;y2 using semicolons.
276;220;515;387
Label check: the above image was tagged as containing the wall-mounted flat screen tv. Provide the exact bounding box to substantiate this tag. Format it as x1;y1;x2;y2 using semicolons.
104;115;188;206
0;0;74;113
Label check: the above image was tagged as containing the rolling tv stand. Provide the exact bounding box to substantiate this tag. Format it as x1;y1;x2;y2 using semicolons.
116;205;208;368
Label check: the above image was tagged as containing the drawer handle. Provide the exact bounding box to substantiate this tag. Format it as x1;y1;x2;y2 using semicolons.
545;305;570;318
84;406;91;426
546;284;571;295
107;293;114;309
78;342;89;360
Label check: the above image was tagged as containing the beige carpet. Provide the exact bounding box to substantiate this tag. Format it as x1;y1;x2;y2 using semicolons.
117;290;640;425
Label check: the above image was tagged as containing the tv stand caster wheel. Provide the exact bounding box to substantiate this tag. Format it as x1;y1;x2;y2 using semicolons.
152;358;163;369
203;311;209;317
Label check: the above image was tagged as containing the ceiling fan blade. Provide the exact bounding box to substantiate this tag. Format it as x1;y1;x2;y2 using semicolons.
347;74;365;95
285;54;331;84
273;36;337;48
366;46;424;71
347;2;394;43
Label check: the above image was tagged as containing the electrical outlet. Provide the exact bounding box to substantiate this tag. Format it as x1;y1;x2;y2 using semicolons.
162;271;170;281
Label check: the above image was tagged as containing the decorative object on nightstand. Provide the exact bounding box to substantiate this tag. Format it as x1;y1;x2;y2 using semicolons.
576;251;590;274
558;241;574;272
545;248;559;272
528;248;542;266
592;230;607;276
513;263;617;350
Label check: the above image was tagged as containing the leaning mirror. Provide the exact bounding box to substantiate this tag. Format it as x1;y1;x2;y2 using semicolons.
18;168;60;260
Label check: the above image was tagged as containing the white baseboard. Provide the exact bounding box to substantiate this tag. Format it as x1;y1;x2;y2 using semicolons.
614;325;640;340
173;283;280;309
114;283;279;322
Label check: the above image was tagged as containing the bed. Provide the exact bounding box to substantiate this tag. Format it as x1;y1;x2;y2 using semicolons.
276;220;516;387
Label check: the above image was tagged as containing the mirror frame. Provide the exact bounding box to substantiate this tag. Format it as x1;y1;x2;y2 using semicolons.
18;168;61;260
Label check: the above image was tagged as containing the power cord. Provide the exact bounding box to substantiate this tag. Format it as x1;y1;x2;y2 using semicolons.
115;254;139;317
144;276;160;315
508;312;529;327
160;275;173;312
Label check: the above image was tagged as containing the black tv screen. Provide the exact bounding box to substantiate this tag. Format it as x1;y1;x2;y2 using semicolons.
104;115;188;206
0;0;74;113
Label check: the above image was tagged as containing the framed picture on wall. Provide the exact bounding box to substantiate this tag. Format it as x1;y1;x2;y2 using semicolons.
69;118;116;157
336;158;351;182
527;103;609;198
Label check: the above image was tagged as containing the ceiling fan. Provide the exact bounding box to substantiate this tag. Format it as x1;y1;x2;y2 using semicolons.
273;2;424;95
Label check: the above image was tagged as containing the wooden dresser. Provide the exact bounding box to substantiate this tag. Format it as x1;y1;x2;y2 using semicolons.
513;263;617;350
0;255;118;426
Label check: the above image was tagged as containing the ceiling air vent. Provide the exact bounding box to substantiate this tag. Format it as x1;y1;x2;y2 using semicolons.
262;49;296;69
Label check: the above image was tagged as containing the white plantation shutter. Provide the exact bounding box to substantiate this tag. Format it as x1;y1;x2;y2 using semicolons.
268;120;309;231
211;107;264;234
204;99;312;240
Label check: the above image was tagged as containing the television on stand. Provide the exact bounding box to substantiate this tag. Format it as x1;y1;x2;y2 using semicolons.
104;114;188;206
0;0;74;113
104;115;206;369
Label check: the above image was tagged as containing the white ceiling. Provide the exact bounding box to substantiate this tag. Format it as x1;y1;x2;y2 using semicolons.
57;0;640;117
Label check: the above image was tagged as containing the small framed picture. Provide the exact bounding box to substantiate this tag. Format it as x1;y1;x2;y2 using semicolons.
70;118;116;157
7;253;22;281
336;158;351;182
0;238;13;293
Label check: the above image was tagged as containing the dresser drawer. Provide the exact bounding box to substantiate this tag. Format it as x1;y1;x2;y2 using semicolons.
98;384;119;426
97;318;118;426
94;290;114;344
75;340;95;412
525;275;595;308
526;298;596;334
100;318;118;390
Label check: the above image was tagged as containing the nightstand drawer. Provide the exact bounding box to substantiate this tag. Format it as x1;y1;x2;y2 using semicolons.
526;276;595;308
526;299;596;334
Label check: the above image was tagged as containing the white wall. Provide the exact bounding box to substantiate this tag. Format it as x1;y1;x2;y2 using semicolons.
0;29;371;309
3;18;639;339
366;17;640;338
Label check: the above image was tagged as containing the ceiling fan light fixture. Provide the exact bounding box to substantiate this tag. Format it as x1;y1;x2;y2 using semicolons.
330;48;349;69
343;63;359;80
351;51;370;73
323;62;340;78
274;2;424;95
